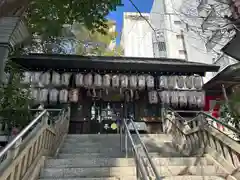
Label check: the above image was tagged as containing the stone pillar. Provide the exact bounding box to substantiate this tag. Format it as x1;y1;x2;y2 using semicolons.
0;17;29;82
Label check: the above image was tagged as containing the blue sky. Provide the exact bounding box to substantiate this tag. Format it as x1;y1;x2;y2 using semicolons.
107;0;154;45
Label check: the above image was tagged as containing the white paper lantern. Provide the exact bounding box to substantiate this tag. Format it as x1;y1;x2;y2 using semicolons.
138;75;146;89
188;91;197;108
39;89;49;102
193;76;203;90
196;91;205;108
84;73;93;87
148;91;158;104
31;88;39;102
170;91;178;107
159;91;170;105
176;76;184;89
185;76;193;89
69;89;79;102
103;74;111;88
59;89;69;103
159;76;168;89
168;76;176;89
40;72;51;86
21;71;32;84
49;89;59;102
61;73;71;86
112;75;120;88
94;74;102;87
75;73;84;87
120;75;128;88
32;72;41;84
179;91;187;107
51;71;61;86
129;75;137;89
146;75;154;89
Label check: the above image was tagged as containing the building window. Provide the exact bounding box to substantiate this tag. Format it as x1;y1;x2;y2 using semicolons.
174;21;181;25
157;42;166;51
179;50;187;55
176;34;184;39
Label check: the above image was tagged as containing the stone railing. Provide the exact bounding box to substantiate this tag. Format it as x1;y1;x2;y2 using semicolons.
163;110;240;180
0;107;70;180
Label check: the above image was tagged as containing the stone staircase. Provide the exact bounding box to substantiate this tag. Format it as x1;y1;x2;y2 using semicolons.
39;134;227;180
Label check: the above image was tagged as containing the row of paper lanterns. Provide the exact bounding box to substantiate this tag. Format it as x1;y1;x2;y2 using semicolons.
22;71;203;90
148;91;205;108
31;88;79;103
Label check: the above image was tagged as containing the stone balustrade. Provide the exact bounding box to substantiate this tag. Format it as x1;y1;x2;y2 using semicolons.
163;111;240;180
0;107;70;180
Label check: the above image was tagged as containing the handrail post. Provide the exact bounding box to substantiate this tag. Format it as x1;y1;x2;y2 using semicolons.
125;123;128;158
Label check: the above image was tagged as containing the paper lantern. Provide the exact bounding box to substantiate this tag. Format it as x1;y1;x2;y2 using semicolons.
40;72;51;86
148;91;158;104
21;71;32;84
187;91;197;108
193;76;203;90
49;89;59;103
112;75;120;88
170;91;178;107
176;76;184;89
167;76;176;89
138;75;146;89
32;72;41;84
75;73;84;87
185;76;193;89
159;76;168;89
39;89;49;102
159;91;170;105
69;89;79;103
59;89;69;103
94;73;102;87
179;91;187;107
103;74;111;88
146;75;154;89
61;73;71;86
196;91;205;108
120;75;128;88
129;75;137;89
31;88;39;102
84;73;93;87
51;71;61;86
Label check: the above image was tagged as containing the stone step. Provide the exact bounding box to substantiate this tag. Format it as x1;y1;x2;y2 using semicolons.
45;157;212;168
57;151;186;159
65;134;173;142
39;176;225;180
40;166;225;178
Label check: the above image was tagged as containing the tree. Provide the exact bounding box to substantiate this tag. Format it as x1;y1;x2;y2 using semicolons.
73;21;123;56
0;61;34;134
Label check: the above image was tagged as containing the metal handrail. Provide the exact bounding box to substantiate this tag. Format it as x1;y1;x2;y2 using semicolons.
122;118;162;180
122;118;149;180
0;110;47;159
198;112;240;135
0;108;63;160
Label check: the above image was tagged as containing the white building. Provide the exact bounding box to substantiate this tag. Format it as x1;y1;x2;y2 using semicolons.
150;0;238;83
120;12;154;57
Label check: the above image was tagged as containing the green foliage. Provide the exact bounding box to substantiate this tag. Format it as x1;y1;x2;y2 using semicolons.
25;0;123;39
220;93;240;128
0;61;33;132
73;22;123;56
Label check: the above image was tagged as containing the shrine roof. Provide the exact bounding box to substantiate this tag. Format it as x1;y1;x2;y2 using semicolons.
203;62;240;94
11;53;219;76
